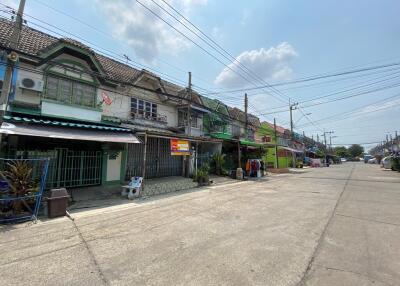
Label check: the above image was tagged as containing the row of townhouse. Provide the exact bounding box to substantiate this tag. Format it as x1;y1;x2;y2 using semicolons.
0;18;314;193
0;18;271;191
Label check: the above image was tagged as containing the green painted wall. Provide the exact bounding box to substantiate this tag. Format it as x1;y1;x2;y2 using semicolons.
263;146;291;169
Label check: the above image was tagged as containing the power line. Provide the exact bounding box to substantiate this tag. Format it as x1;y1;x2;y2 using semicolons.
156;0;290;102
0;4;220;95
247;67;400;111
31;0;242;93
203;61;400;96
297;93;400;128
135;0;290;105
256;77;400;116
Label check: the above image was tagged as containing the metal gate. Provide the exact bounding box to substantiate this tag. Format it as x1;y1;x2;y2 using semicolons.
14;148;102;189
126;137;182;179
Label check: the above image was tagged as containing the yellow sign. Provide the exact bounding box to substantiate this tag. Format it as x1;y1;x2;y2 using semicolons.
170;139;190;155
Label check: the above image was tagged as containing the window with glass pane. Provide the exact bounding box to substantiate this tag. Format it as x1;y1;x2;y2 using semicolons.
138;100;144;115
46;77;58;100
59;78;72;103
131;98;137;113
145;102;151;117
81;84;95;107
45;75;96;107
191;115;198;128
152;104;157;118
130;97;158;119
73;82;84;105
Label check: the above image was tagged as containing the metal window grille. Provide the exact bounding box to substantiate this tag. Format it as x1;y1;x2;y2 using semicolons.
13;149;102;189
126;137;182;179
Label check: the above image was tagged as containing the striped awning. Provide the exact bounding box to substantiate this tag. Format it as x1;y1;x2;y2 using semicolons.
0;118;141;144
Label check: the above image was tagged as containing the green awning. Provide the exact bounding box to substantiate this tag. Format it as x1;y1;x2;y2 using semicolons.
239;140;266;148
210;132;233;140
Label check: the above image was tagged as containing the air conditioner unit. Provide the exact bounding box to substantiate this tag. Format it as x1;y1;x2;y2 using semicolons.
18;77;44;92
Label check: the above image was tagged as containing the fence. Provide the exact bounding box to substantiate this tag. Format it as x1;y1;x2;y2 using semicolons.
126;137;183;179
11;149;102;189
0;158;49;223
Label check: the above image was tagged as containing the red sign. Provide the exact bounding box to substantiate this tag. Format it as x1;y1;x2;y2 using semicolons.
102;91;113;105
170;139;190;155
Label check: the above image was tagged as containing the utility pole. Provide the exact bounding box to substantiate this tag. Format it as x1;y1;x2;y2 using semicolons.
289;101;298;138
274;118;279;169
244;93;248;138
321;131;334;151
317;134;319;143
187;71;192;136
0;0;26;119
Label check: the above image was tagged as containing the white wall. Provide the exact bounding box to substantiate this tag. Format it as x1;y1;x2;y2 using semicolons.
106;152;122;181
98;89;130;120
42;100;102;122
158;104;177;127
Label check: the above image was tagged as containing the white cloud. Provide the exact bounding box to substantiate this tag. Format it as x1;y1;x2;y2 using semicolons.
96;0;207;63
214;42;298;88
354;98;400;117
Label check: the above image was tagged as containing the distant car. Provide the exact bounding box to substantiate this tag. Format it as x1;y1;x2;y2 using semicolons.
368;158;377;164
340;158;347;162
381;156;392;169
364;154;373;163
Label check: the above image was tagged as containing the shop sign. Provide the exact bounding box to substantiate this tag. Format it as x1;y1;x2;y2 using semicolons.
170;139;190;155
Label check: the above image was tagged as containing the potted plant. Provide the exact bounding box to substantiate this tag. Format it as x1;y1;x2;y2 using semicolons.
212;153;226;176
0;160;38;217
196;164;210;186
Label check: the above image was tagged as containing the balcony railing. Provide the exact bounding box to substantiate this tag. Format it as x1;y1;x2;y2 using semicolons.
178;119;199;129
131;112;167;124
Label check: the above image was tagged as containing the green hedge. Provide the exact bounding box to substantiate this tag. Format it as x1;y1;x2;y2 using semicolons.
391;157;400;171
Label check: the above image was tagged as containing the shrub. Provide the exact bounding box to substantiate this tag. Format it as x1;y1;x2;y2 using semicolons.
212;153;226;176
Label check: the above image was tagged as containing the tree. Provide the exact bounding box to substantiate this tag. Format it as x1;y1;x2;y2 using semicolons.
348;144;364;158
334;146;349;158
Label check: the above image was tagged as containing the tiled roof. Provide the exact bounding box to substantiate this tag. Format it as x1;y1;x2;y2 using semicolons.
264;121;286;134
228;107;259;127
0;19;58;55
0;18;261;126
0;18;143;83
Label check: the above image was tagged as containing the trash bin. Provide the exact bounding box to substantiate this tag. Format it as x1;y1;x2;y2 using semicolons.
47;188;70;218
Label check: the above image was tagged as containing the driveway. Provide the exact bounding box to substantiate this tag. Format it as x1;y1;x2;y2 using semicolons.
1;163;399;286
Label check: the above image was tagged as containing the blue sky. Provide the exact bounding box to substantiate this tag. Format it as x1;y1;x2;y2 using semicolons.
3;0;400;150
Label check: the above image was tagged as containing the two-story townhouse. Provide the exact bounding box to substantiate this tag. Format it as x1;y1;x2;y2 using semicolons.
219;107;264;169
255;121;305;169
0;18;221;190
256;122;290;168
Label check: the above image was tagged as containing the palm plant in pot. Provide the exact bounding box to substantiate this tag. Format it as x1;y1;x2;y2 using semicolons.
0;160;39;217
212;153;226;176
195;164;210;186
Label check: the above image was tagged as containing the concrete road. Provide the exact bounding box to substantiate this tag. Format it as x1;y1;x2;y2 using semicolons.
1;163;399;286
